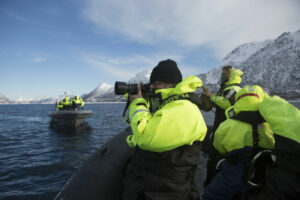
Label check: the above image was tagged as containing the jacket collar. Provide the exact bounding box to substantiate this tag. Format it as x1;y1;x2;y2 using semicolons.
154;75;203;100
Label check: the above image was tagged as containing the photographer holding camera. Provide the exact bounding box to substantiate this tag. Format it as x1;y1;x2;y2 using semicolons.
121;59;207;200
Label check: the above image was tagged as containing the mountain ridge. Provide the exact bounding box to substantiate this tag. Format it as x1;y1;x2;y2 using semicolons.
197;29;300;100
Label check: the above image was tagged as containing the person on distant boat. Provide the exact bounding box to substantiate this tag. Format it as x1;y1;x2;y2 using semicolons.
203;85;275;200
202;65;243;186
249;95;300;200
122;59;207;200
79;97;84;107
71;96;84;110
57;96;71;110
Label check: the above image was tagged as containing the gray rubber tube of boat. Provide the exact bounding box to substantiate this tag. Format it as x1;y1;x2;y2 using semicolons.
55;127;134;200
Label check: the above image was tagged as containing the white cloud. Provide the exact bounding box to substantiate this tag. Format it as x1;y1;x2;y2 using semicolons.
82;0;300;58
28;52;47;63
82;53;185;80
29;57;47;63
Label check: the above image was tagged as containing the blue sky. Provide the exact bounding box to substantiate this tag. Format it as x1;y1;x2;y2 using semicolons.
1;0;299;100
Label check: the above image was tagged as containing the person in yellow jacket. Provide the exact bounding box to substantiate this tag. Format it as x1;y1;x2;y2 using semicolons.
204;65;243;133
203;65;243;185
57;96;71;110
122;59;207;200
79;97;84;107
203;85;275;200
254;96;300;200
71;96;84;110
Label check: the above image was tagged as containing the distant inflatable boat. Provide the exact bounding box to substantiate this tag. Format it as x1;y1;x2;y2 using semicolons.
49;110;92;130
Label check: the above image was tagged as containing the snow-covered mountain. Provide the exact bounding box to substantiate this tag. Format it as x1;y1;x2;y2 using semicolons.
128;69;151;83
16;96;34;103
0;94;16;104
82;82;115;102
15;96;60;104
198;29;300;100
82;69;152;102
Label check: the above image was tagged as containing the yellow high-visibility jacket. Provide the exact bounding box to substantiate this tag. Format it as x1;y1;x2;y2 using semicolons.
259;95;300;172
213;85;275;155
259;95;300;144
127;75;207;153
72;97;84;107
210;68;243;110
57;98;70;110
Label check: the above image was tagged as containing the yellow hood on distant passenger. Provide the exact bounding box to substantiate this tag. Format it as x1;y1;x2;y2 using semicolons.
225;68;243;86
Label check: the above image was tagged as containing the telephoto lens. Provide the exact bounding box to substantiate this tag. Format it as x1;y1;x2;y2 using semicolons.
114;82;131;95
114;82;150;95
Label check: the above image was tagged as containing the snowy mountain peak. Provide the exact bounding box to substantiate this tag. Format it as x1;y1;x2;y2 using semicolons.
82;82;114;102
82;69;152;102
222;40;272;67
128;69;151;83
93;82;113;94
198;29;300;100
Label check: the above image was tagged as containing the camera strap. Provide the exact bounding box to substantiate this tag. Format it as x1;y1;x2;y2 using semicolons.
122;99;131;123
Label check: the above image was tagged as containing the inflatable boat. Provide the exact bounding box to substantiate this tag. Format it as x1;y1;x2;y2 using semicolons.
55;127;134;200
49;110;92;130
54;127;210;200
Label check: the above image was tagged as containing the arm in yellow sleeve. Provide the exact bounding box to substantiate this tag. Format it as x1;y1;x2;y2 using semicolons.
126;97;152;148
210;94;232;110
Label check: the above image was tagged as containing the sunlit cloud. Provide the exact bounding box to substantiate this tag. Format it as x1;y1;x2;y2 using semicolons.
82;0;300;58
27;52;47;63
28;57;47;63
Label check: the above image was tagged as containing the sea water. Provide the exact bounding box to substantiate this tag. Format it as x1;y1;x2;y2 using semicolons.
0;103;129;200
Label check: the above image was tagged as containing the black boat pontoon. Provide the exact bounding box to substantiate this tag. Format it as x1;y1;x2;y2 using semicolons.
49;110;92;130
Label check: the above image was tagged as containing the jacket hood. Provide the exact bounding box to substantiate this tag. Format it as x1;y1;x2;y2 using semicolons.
225;85;269;117
155;75;203;100
225;68;243;86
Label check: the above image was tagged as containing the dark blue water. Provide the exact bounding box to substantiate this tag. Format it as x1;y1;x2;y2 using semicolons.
0;104;129;200
0;103;215;200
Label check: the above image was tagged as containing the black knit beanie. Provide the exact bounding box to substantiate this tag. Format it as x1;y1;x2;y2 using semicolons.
150;59;182;84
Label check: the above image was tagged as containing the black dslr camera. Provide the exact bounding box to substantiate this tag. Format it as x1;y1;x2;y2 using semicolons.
114;82;150;95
